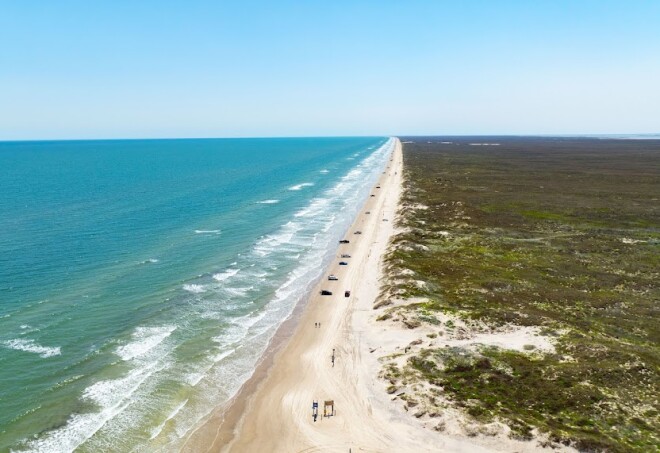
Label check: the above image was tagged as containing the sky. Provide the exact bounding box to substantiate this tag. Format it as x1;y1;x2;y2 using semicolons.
1;1;659;140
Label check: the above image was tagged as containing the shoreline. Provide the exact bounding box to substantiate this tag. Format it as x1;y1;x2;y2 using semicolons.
184;138;494;452
181;138;399;451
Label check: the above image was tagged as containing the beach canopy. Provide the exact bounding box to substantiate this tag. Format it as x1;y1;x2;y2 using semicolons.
323;400;335;417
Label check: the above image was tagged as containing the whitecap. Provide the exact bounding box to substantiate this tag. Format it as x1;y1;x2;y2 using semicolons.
183;284;206;294
185;372;206;387
288;182;314;191
319;169;329;174
212;348;236;363
3;338;61;358
194;229;221;235
252;221;303;257
223;286;254;297
115;326;176;361
213;269;240;282
257;199;279;204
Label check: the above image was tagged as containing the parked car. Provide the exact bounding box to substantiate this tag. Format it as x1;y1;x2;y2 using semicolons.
339;261;348;266
344;290;351;297
339;239;350;244
365;211;370;214
328;275;338;281
354;231;362;235
370;194;375;197
376;186;381;189
341;254;351;258
321;290;332;296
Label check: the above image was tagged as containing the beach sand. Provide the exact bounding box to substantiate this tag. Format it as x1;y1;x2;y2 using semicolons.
183;139;543;452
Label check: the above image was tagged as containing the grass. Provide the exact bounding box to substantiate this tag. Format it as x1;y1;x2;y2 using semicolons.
380;137;660;452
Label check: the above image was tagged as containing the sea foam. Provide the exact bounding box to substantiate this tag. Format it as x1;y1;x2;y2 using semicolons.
21;361;167;452
212;268;240;281
288;182;314;191
115;326;177;361
194;229;221;235
183;284;206;294
3;338;61;358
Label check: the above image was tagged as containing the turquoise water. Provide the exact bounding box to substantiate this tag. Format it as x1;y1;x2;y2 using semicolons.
0;137;392;452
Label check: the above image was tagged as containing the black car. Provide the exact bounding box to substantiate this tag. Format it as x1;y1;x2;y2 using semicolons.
339;240;350;244
321;290;332;295
339;261;348;266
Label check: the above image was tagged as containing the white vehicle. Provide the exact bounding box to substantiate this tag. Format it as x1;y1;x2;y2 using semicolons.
328;275;338;281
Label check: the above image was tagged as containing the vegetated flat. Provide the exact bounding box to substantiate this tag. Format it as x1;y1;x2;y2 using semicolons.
383;137;659;452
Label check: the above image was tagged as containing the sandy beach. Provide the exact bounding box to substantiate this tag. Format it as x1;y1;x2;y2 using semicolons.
184;138;475;452
217;138;438;452
182;138;574;453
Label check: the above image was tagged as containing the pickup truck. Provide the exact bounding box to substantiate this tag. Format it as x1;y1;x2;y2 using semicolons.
328;275;338;281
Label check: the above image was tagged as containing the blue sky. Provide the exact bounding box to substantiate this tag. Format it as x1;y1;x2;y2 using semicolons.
1;1;659;139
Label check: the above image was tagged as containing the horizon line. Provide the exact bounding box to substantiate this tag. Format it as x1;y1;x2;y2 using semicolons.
2;132;660;143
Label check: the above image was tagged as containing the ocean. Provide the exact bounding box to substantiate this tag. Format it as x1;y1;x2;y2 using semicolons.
0;136;393;452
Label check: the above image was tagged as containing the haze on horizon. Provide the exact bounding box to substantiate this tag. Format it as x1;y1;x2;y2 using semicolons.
1;1;659;141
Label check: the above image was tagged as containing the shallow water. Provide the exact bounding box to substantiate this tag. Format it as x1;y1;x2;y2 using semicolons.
0;136;392;452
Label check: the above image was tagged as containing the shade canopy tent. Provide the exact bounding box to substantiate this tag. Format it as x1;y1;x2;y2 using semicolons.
323;400;335;417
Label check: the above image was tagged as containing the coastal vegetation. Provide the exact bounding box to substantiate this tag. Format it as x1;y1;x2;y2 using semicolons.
377;138;659;452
